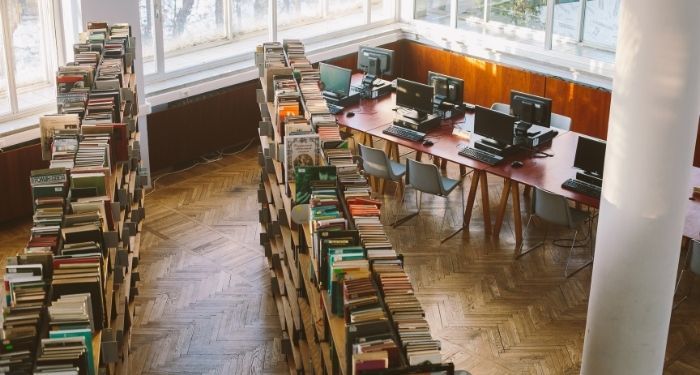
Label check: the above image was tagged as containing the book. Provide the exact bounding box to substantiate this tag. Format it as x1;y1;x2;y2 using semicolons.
284;133;320;182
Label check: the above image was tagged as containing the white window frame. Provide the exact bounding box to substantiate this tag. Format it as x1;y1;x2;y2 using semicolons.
416;0;618;55
144;0;398;84
0;0;62;124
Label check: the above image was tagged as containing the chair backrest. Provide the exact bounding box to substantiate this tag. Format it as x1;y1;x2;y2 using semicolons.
532;188;574;228
690;239;700;275
491;102;511;114
406;159;444;196
551;112;572;131
358;144;392;180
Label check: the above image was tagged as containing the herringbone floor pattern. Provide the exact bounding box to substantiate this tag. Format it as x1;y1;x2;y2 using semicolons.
0;141;698;374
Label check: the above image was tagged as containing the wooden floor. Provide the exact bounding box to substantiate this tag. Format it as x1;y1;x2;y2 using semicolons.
0;141;698;374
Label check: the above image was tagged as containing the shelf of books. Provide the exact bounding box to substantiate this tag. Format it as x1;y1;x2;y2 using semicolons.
2;22;144;375
255;41;455;375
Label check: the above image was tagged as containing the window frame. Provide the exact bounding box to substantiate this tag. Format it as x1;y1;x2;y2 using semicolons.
419;0;618;55
0;0;62;123
144;0;398;83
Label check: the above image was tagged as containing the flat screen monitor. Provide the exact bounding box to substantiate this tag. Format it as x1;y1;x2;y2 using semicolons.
573;135;606;177
319;62;352;97
474;105;516;146
427;71;464;105
510;90;552;127
395;78;435;120
357;46;394;77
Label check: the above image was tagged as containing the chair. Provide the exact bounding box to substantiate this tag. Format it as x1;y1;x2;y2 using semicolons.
393;158;467;243
358;143;406;194
490;102;511;114
673;239;700;309
358;144;406;221
519;187;594;277
550;112;572;131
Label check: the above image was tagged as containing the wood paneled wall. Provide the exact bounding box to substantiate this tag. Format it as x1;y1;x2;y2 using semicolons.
0;142;48;223
147;80;262;172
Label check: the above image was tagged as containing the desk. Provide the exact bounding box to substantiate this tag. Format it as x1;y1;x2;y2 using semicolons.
335;78;700;252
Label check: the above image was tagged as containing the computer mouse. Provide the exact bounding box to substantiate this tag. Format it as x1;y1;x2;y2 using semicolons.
511;161;524;168
346;111;355;118
422;140;434;147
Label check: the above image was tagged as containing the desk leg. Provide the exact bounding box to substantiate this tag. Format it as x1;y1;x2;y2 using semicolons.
433;157;441;168
463;170;482;228
440;158;448;170
416;151;423;161
459;166;467;176
480;172;492;234
512;182;523;250
393;143;399;162
494;179;512;236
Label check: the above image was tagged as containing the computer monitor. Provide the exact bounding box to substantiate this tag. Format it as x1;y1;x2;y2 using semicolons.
395;78;434;121
573;135;606;177
357;46;394;77
510;90;552;127
474;105;516;147
427;71;464;105
319;62;352;97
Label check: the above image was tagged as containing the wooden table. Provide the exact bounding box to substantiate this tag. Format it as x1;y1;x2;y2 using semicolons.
336;80;700;251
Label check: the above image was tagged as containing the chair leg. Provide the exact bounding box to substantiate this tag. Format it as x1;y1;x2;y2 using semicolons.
516;214;544;258
565;230;593;277
673;270;688;310
392;190;421;227
442;181;466;243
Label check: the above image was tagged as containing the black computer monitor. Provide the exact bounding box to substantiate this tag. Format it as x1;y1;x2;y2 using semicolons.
357;46;394;77
510;90;552;127
395;78;434;121
427;71;464;105
319;62;352;97
573;135;606;177
474;105;516;147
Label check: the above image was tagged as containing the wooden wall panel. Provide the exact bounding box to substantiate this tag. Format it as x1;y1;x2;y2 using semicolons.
0;143;48;223
147;80;262;171
544;77;612;139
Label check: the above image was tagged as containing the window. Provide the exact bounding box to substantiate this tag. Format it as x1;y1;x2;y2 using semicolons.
489;0;547;31
414;0;451;25
142;0;395;80
415;0;620;59
583;0;620;49
0;0;59;121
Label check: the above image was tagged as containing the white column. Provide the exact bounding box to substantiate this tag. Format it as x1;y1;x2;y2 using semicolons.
581;1;700;374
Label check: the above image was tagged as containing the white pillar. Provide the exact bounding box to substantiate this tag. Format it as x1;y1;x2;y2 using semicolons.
581;1;700;374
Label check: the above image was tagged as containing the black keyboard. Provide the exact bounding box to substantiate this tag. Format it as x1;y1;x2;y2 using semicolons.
382;125;426;142
561;178;601;198
458;146;504;166
327;103;343;115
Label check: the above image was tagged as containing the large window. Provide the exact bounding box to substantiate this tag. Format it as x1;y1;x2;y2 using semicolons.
142;0;394;79
419;0;621;57
0;0;59;120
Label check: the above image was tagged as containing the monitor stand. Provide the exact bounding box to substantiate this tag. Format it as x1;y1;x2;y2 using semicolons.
576;171;603;187
398;107;427;122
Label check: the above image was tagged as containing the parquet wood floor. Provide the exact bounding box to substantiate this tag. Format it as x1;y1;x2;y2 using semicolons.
0;141;698;374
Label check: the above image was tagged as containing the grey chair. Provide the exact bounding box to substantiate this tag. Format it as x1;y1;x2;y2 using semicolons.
519;187;594;277
673;239;700;309
550;112;572;131
358;144;406;221
490;102;511;114
358;143;406;192
393;158;467;243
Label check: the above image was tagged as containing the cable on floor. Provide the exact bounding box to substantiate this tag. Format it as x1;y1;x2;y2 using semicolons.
145;137;257;197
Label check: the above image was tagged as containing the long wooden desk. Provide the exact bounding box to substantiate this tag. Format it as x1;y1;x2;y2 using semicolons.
336;82;700;251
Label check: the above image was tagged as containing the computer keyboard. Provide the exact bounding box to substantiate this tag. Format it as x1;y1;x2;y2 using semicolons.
327;103;343;115
561;178;601;199
382;125;426;142
458;146;504;166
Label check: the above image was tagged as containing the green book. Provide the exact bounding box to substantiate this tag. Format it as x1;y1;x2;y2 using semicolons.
49;328;95;375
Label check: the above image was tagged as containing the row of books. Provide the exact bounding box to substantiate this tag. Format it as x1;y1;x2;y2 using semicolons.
1;21;136;375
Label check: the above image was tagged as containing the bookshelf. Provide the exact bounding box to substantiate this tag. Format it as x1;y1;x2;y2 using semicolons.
1;22;143;375
255;41;455;375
